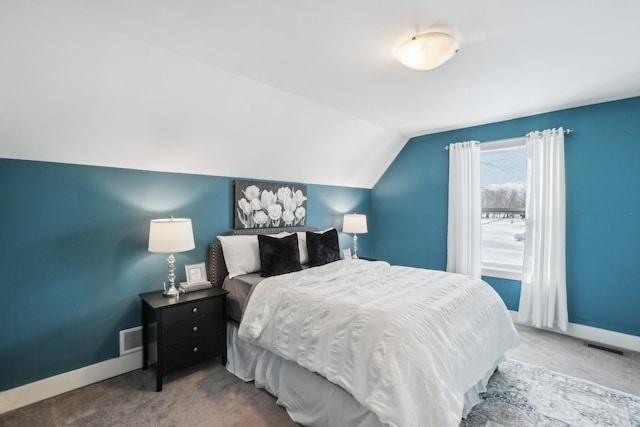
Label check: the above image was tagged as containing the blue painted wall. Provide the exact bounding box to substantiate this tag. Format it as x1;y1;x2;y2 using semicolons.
4;96;638;392
371;96;640;337
0;159;370;391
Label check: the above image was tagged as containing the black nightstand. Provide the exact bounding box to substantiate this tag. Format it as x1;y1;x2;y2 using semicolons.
139;287;228;391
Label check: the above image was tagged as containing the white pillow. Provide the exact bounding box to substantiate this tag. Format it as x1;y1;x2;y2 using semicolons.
217;235;260;278
217;232;291;278
297;232;309;264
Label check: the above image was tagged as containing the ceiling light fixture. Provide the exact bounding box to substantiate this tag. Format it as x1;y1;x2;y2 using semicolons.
397;32;459;71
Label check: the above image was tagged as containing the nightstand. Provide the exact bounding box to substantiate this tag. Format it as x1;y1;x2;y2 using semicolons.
139;287;228;391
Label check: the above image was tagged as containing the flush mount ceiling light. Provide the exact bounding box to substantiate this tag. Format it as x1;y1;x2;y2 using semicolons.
397;32;459;71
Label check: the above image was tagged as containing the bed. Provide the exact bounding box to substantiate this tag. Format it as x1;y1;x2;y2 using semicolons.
208;227;519;427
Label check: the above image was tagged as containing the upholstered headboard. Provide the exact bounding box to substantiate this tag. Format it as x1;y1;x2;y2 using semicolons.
207;226;319;288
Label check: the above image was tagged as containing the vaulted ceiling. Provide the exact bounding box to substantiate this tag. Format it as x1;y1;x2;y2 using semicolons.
3;1;640;188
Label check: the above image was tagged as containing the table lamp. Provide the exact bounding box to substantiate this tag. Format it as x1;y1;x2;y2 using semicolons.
148;217;195;296
342;213;368;259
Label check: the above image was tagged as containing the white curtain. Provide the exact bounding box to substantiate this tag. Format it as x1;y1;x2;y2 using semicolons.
446;141;481;278
518;128;568;331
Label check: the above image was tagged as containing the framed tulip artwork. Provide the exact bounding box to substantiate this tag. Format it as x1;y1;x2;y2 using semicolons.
234;180;308;229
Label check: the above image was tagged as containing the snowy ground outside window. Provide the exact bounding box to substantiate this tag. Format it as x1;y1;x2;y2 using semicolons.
481;217;525;266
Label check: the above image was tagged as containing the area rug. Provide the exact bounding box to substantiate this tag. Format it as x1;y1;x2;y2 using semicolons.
461;359;640;426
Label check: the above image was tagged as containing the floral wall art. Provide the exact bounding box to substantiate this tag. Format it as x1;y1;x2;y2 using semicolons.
234;180;307;229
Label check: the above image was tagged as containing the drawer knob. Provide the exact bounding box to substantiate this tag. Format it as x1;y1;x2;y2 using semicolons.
192;307;198;314
192;326;198;332
193;346;199;353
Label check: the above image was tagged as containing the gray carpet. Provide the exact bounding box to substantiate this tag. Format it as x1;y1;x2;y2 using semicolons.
2;357;639;427
0;360;297;427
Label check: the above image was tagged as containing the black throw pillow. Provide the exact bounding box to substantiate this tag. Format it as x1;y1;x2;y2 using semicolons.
258;233;303;277
306;228;340;267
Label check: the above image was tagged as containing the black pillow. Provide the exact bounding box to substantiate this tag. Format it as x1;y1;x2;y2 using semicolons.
258;233;302;277
306;228;340;267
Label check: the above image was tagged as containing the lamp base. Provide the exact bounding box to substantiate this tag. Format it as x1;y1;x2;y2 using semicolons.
163;284;179;297
352;234;359;259
163;253;179;297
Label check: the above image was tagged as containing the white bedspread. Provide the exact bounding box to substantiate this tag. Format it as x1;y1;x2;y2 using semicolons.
239;260;519;427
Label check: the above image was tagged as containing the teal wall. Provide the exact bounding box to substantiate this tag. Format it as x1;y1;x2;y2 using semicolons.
4;96;639;392
371;96;640;337
0;159;370;391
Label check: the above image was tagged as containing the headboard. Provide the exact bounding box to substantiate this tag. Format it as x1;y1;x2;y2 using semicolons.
208;226;319;288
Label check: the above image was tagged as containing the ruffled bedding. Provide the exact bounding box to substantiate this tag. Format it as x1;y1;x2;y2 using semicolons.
238;260;519;427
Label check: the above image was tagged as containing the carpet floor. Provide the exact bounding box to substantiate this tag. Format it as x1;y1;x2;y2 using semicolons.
2;325;639;426
1;359;296;427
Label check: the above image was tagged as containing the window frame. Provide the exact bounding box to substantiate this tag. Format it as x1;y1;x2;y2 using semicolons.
480;137;526;281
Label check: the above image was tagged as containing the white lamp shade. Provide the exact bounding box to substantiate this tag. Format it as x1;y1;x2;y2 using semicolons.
148;218;195;253
397;32;459;71
342;214;368;234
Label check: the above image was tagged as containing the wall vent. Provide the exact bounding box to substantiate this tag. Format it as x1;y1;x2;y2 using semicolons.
119;326;142;356
584;341;624;356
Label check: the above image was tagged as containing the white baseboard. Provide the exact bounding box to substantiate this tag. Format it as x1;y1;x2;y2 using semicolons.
0;350;143;415
509;310;640;353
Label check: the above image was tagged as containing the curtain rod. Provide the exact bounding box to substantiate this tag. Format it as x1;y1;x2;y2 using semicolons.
444;128;573;150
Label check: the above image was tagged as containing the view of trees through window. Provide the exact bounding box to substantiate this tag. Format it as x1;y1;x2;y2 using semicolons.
481;148;526;272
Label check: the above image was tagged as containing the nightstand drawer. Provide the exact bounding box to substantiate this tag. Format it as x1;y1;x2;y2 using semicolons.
162;317;225;346
163;332;225;372
162;297;224;325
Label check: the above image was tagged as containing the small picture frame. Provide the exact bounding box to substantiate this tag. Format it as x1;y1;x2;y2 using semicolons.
342;248;352;260
185;262;207;284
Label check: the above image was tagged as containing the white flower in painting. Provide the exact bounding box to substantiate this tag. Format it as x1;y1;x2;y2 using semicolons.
238;198;252;216
295;206;306;221
250;198;262;211
277;187;292;204
293;190;307;207
253;210;269;226
261;190;276;210
268;203;282;221
284;197;297;213
282;210;295;225
243;185;260;200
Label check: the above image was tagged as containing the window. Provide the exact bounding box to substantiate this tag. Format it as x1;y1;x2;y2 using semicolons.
480;138;526;280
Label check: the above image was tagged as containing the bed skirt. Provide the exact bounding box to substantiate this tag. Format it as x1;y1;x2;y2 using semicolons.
225;323;500;426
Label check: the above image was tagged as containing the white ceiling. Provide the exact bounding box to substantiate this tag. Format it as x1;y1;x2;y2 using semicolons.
3;1;640;188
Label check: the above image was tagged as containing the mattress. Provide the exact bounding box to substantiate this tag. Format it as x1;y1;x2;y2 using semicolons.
222;272;264;323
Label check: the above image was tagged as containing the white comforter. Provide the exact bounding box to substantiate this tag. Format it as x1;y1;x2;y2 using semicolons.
238;260;519;427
